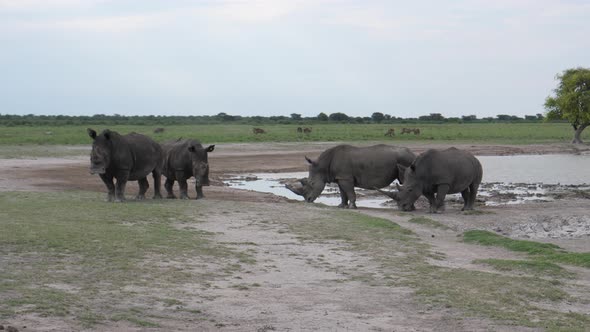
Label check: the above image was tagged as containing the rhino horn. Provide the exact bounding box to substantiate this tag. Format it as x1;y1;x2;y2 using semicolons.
374;187;399;201
286;182;305;196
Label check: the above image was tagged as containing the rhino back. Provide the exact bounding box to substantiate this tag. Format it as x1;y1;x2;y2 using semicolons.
117;133;162;180
415;148;482;193
328;145;414;188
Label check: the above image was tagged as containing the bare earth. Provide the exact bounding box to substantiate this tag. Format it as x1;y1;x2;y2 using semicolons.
1;142;589;331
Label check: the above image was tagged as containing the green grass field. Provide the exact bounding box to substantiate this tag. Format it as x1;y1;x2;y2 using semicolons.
0;122;587;145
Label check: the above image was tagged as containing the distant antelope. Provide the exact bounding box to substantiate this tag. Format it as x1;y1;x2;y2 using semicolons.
297;127;303;133
303;127;312;134
253;128;266;134
384;128;395;137
401;128;420;135
153;127;165;134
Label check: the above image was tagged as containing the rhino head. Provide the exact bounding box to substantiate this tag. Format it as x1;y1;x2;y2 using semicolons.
393;164;422;211
284;156;326;203
88;128;113;175
285;179;306;196
375;183;417;211
188;144;215;187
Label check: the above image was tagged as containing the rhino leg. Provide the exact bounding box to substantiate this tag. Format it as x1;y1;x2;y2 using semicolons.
136;178;149;200
99;173;116;202
195;185;204;199
464;183;479;210
337;184;349;208
114;174;128;202
164;179;176;199
432;184;450;213
460;189;470;211
175;171;190;199
338;180;357;209
424;192;436;213
152;169;162;199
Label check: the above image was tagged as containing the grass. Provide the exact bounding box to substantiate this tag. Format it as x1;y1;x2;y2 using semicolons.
463;230;590;268
0;122;586;146
0;191;255;327
474;259;574;278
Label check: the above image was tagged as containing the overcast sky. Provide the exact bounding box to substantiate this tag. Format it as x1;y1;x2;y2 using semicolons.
0;0;588;118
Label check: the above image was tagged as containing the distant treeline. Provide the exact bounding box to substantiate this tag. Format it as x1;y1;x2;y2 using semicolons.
0;112;554;126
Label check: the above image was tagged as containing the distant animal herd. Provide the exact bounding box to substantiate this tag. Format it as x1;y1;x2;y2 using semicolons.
252;126;419;137
88;127;481;213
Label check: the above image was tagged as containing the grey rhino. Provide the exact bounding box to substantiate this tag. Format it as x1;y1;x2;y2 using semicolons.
161;139;215;199
286;144;415;209
88;128;163;202
377;147;482;213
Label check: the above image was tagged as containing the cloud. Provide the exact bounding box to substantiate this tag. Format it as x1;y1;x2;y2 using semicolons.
198;0;313;23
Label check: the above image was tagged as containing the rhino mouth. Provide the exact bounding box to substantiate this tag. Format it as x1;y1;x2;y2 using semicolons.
90;167;106;175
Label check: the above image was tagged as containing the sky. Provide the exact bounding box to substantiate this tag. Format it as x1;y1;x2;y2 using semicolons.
0;0;588;119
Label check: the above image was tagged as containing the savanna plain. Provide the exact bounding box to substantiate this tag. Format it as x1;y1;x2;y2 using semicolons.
1;123;590;331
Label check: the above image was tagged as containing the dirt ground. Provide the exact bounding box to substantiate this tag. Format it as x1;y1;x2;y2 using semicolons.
1;142;589;331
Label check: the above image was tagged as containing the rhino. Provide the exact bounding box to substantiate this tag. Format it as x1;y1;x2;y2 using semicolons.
161;139;215;199
377;147;482;213
286;144;416;209
87;128;163;202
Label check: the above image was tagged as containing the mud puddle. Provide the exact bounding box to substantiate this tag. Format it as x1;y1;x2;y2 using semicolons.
223;172;590;208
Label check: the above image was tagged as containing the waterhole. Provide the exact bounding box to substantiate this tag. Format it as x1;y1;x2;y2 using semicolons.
223;154;590;208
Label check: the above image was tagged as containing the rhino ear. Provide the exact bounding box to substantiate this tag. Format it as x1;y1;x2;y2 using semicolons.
305;156;317;165
87;128;97;140
102;129;111;140
206;145;215;153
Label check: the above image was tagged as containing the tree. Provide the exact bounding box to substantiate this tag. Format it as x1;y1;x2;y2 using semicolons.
290;113;302;120
328;112;349;122
317;112;328;121
545;67;590;144
462;115;477;122
371;112;385;123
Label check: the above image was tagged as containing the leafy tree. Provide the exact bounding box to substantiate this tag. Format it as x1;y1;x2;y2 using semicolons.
328;112;349;122
290;113;302;120
317;112;328;121
496;114;512;121
371;112;385;123
462;115;477;122
545;67;590;143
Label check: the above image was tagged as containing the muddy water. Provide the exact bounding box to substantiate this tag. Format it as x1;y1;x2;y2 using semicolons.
479;154;590;185
224;154;590;208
